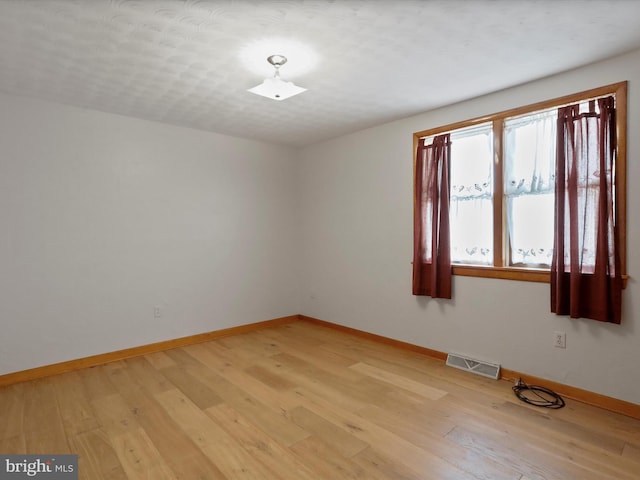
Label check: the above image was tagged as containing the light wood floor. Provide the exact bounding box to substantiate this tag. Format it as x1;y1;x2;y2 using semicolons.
1;321;639;480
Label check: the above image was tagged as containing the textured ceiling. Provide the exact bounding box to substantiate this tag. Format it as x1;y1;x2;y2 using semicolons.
1;0;640;148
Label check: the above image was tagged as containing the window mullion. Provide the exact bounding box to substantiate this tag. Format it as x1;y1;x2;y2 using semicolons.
492;118;505;267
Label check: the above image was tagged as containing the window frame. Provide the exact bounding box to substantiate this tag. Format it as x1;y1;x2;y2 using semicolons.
413;81;627;284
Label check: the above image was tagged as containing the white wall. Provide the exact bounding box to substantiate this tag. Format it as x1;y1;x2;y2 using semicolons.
298;48;640;405
0;93;300;375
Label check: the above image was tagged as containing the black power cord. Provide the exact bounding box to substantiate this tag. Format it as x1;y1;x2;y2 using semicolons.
512;378;565;409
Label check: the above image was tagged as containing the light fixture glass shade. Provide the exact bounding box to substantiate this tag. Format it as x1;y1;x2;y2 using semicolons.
248;77;306;101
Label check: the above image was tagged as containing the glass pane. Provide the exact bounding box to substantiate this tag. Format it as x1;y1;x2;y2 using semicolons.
450;198;493;264
508;194;554;267
504;109;556;196
449;125;493;265
504;110;556;268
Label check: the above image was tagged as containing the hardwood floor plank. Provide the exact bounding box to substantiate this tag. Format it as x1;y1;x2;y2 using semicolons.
206;403;322;480
78;365;120;400
143;351;177;370
556;399;640;444
215;331;284;364
0;384;25;453
349;361;448;400
2;321;638;480
353;403;524;480
364;387;427;411
445;424;600;480
88;391;140;436
262;322;330;348
358;394;453;435
159;365;224;410
439;394;640;480
287;405;369;458
257;352;390;412
447;425;546;480
260;328;361;374
439;387;635;469
51;371;101;436
119;357;174;396
265;348;373;389
67;428;128;480
23;378;70;454
622;441;640;461
0;436;25;454
286;386;478;480
171;347;310;447
351;446;442;480
105;362;227;480
243;364;297;391
162;346;210;368
496;399;627;455
288;435;369;479
444;392;640;480
154;388;275;480
210;379;310;447
184;342;301;413
111;427;178;480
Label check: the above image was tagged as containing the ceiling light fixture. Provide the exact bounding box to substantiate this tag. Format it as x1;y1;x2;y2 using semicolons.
247;55;306;101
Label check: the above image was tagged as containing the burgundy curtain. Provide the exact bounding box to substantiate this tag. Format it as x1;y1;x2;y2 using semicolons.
413;134;452;298
551;96;622;323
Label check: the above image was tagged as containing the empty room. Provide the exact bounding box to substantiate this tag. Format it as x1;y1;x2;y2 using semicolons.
1;1;639;479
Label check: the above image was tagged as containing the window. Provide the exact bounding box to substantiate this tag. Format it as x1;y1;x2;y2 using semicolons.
449;124;493;266
413;82;627;284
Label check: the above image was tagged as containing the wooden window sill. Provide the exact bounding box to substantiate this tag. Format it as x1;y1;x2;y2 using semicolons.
452;265;629;288
452;265;550;283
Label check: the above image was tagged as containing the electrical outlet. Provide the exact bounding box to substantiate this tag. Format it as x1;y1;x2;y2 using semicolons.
553;331;566;348
154;306;162;318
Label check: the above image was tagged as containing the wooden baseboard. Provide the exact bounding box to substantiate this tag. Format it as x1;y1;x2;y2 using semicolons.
299;315;448;361
298;315;640;420
0;315;298;388
500;369;640;419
